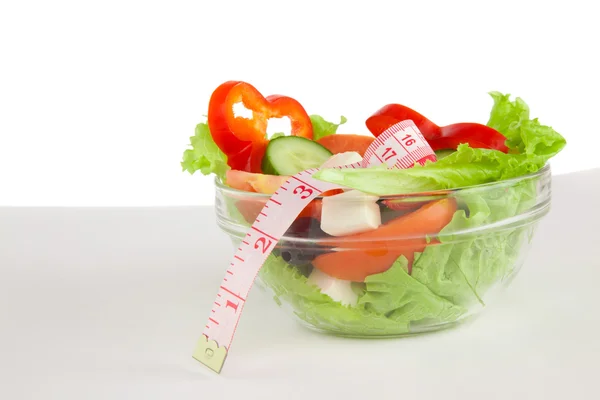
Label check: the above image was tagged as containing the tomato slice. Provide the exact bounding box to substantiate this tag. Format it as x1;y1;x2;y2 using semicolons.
316;134;375;156
312;198;457;281
312;250;412;283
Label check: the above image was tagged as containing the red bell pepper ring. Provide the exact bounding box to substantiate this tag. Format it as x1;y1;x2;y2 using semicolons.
365;103;509;153
207;81;313;173
207;81;253;164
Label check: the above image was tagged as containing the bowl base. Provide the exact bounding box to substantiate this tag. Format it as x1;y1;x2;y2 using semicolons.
291;313;480;339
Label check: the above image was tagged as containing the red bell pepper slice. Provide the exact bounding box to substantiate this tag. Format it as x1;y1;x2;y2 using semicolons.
207;82;252;158
207;81;313;173
428;123;509;153
365;103;509;153
366;104;442;140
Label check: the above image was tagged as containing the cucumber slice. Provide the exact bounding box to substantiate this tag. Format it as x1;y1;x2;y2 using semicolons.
262;136;333;176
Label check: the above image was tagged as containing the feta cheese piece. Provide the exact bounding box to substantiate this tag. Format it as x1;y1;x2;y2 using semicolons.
320;189;381;236
307;268;358;306
320;151;363;168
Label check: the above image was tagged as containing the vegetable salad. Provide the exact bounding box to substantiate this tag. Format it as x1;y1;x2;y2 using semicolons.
182;81;566;335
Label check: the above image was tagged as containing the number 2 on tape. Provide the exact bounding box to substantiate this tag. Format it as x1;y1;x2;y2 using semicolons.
193;119;436;373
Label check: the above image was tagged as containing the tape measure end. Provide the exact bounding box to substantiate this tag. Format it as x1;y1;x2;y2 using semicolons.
193;334;228;374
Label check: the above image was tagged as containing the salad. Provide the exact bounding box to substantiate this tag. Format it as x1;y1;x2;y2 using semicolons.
182;81;566;335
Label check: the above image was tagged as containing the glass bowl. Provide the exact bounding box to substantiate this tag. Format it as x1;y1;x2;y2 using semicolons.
214;164;552;337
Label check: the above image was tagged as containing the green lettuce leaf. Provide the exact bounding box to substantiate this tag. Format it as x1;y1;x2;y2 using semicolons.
270;132;286;140
310;115;347;141
181;122;229;179
487;91;566;158
258;254;408;335
311;145;546;195
486;91;530;150
411;178;538;308
257;253;469;336
359;256;467;324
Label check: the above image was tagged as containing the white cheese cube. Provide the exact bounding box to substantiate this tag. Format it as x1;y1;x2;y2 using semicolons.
320;190;381;236
307;268;358;306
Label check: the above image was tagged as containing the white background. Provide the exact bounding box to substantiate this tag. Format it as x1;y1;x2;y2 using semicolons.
1;0;598;206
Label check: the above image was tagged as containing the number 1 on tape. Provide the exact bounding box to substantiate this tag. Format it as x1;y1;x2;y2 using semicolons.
193;120;436;373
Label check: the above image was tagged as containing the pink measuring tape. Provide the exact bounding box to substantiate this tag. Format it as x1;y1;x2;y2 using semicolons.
193;120;436;373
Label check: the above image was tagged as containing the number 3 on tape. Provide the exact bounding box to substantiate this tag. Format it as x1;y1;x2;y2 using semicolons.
193;120;436;373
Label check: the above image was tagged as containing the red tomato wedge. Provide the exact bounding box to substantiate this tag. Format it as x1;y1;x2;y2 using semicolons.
316;134;375;157
312;250;413;283
312;198;457;281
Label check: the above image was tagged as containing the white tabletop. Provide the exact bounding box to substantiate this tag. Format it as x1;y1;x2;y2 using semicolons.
1;168;599;400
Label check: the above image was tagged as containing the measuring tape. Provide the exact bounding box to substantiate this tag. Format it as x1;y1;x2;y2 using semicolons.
193;119;436;373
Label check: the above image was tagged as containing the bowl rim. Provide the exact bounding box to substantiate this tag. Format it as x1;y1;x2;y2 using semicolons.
214;163;551;200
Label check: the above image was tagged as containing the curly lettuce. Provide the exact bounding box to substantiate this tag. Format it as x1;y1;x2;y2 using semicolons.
259;253;466;335
411;178;538;308
181;122;229;180
309;115;347;141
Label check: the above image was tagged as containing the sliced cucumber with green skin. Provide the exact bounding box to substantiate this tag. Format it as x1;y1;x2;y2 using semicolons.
262;136;333;176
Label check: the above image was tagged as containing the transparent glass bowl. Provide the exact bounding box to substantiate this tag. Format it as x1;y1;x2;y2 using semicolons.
214;164;552;337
